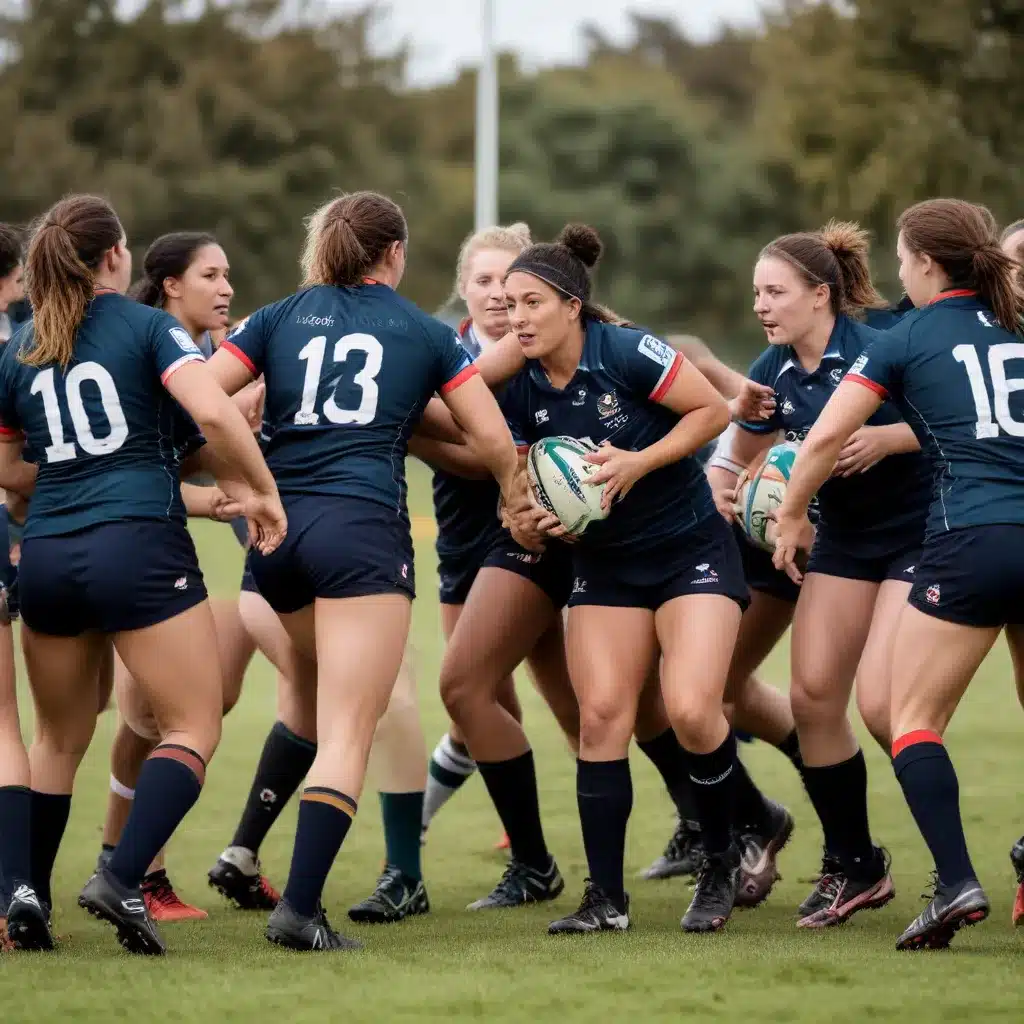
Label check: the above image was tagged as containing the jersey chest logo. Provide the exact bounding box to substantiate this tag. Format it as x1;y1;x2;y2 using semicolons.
597;391;620;418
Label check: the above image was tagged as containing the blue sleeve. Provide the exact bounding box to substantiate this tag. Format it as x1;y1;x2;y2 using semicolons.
846;329;911;401
610;330;686;402
222;306;269;377
0;342;20;441
433;324;477;395
737;348;781;435
149;310;207;384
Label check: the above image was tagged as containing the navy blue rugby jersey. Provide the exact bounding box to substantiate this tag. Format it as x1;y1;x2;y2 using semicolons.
863;295;915;332
222;283;475;522
0;292;206;539
846;290;1024;539
738;313;931;537
502;320;716;552
431;319;504;560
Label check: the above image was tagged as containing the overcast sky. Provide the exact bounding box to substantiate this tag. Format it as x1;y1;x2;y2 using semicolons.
336;0;767;85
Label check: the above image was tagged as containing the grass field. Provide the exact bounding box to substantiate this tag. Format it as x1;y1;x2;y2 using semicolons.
3;459;1024;1021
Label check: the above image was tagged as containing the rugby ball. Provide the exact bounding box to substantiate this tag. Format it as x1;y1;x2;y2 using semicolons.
527;436;609;536
736;440;799;552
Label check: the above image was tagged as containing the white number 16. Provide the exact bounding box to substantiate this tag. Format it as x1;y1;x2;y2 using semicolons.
952;342;1024;438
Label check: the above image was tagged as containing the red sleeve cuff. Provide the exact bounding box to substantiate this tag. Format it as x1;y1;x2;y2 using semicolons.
160;353;205;386
845;373;889;399
440;363;479;395
650;352;684;403
221;341;258;376
0;425;21;441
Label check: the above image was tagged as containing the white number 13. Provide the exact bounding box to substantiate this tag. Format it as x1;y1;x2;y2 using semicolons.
295;333;382;426
953;342;1024;438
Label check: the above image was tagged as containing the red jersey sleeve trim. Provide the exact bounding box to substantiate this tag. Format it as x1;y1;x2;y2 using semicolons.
0;425;22;441
440;363;479;395
160;353;206;386
845;373;889;399
649;352;684;403
516;443;530;455
221;341;257;376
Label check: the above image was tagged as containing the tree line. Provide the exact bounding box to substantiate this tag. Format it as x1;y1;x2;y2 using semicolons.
0;0;1020;359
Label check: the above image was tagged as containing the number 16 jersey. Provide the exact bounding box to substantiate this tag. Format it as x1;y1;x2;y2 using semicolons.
847;290;1024;539
222;283;475;520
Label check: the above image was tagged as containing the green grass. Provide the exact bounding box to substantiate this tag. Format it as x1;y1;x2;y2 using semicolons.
3;460;1024;1021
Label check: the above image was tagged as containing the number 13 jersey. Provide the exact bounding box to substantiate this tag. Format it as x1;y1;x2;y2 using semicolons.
0;292;207;539
222;282;475;518
846;290;1024;539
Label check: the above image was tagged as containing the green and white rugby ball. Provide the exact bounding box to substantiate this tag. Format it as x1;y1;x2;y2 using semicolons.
527;436;609;536
736;440;799;552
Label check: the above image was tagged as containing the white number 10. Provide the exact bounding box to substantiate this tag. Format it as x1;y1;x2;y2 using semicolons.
31;363;129;463
952;342;1024;438
294;333;383;426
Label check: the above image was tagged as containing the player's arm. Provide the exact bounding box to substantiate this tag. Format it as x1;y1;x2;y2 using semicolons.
668;335;775;422
407;435;490;479
416;397;466;444
180;482;242;521
772;380;883;582
207;346;255;396
474;331;526;387
0;432;36;497
440;373;522;507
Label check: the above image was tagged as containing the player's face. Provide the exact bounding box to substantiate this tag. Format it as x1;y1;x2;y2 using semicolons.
504;271;578;359
897;231;934;308
752;256;828;347
167;245;233;332
463;247;516;341
1001;229;1024;286
0;262;24;313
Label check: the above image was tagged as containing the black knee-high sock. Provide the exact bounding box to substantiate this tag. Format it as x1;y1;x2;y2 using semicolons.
108;745;205;890
686;732;737;856
577;759;632;910
282;787;357;918
801;750;876;877
0;786;31;905
775;729;804;773
893;731;975;887
732;758;773;833
476;751;550;870
231;722;317;855
30;792;72;911
636;729;698;823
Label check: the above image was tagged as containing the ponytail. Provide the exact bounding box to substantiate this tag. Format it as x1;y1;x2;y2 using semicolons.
22;195;123;369
819;220;887;314
972;245;1023;333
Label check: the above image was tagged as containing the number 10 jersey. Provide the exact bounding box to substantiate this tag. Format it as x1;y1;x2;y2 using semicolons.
0;292;206;540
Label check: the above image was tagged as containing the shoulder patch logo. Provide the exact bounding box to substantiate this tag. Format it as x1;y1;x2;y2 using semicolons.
637;334;675;369
227;316;249;340
169;327;202;356
849;353;868;375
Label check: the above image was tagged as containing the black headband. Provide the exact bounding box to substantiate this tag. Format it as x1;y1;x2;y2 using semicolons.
505;255;587;302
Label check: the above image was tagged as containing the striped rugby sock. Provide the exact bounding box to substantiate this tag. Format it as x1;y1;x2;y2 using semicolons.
282;787;358;918
108;744;205;890
422;734;476;829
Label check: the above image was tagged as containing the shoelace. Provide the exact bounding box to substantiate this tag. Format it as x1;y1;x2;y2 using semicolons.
256;874;280;901
919;870;939;902
144;879;182;908
665;820;700;859
577;879;606;914
492;859;532;900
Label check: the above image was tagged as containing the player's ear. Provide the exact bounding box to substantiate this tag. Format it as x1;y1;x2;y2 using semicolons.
566;297;582;322
163;275;184;301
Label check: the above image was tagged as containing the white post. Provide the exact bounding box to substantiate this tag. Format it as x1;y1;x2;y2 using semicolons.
474;0;498;232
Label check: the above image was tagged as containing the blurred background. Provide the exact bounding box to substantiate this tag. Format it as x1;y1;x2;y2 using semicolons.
0;0;1021;362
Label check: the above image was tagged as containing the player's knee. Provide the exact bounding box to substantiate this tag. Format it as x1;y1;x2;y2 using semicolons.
578;696;632;754
439;666;479;724
665;691;722;752
790;676;844;731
